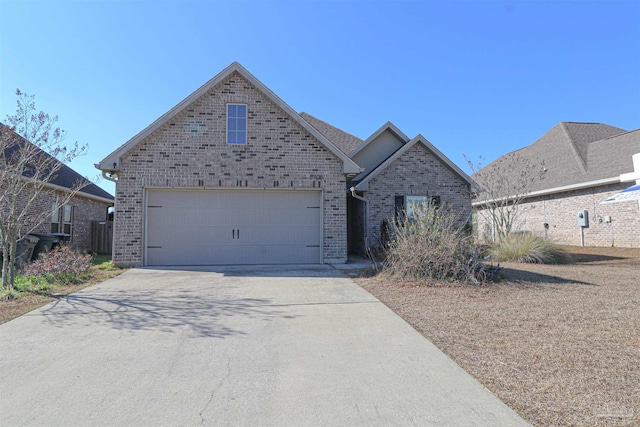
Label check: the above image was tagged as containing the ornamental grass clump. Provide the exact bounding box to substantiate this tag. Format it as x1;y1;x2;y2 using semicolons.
384;202;480;283
490;233;572;264
22;245;93;284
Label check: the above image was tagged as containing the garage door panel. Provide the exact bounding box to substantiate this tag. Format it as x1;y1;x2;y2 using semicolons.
145;190;322;265
148;225;317;250
236;208;321;228
148;207;247;228
147;244;320;266
147;225;232;247
232;225;319;245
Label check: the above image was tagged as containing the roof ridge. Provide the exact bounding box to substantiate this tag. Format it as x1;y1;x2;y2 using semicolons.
599;127;640;141
559;122;587;174
561;121;605;125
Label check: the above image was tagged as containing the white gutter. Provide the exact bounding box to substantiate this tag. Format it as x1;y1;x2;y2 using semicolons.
472;176;620;207
36;179;114;204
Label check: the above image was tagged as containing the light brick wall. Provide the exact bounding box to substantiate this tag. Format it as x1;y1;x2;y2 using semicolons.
113;71;347;267
475;182;640;247
364;143;472;249
13;189;110;251
70;197;111;250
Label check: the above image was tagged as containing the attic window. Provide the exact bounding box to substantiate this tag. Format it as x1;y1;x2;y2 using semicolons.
227;104;247;145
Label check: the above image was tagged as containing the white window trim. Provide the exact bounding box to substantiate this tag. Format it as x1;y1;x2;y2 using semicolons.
226;103;247;145
51;204;74;241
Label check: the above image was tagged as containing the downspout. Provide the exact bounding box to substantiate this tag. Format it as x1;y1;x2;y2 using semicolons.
97;165;118;259
350;187;369;252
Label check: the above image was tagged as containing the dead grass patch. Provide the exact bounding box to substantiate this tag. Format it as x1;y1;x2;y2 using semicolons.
357;246;640;427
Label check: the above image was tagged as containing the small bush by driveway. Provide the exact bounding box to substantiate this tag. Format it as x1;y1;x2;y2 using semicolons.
357;246;640;427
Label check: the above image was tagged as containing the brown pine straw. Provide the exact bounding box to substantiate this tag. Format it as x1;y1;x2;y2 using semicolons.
357;246;640;427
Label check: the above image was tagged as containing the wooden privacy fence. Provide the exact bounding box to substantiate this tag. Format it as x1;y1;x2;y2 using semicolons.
91;221;113;254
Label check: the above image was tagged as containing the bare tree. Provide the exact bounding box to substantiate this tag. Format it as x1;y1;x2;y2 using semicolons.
467;154;546;242
1;90;88;289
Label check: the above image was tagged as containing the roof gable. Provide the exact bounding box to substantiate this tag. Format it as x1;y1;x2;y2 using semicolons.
1;123;114;202
97;62;360;174
349;122;409;183
349;121;409;157
352;134;475;191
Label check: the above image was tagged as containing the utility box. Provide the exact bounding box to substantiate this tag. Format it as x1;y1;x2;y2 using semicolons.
577;210;589;227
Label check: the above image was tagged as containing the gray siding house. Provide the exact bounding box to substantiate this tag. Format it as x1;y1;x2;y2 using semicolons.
97;62;473;267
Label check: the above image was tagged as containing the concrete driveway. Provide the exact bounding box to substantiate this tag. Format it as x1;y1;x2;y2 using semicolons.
0;265;529;426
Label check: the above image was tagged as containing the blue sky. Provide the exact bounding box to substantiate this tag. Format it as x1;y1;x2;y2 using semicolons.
1;0;639;196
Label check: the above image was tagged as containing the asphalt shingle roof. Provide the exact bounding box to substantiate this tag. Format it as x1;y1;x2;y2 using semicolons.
299;112;363;155
473;122;639;199
1;123;114;201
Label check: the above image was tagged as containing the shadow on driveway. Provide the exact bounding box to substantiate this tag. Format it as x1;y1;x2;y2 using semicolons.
39;281;296;339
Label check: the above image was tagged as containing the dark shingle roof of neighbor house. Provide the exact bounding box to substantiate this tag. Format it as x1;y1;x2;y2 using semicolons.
1;123;114;202
299;112;364;155
473;122;640;199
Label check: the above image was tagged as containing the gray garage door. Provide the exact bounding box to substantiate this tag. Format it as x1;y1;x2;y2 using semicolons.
145;190;322;266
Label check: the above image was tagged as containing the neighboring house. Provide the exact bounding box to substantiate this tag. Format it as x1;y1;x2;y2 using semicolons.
472;122;640;248
1;124;114;251
96;62;474;267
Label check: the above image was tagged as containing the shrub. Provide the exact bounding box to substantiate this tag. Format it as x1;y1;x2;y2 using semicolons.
490;233;572;264
13;274;52;293
383;202;482;283
22;245;93;283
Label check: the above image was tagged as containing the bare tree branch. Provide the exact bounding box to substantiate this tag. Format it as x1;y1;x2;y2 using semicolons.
1;90;89;289
467;154;546;242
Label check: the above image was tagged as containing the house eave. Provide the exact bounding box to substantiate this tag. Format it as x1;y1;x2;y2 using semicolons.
472;176;621;208
38;179;114;204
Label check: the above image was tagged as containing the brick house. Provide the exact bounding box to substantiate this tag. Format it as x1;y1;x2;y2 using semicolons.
301;116;475;254
472;122;640;248
1;124;114;251
96;62;474;267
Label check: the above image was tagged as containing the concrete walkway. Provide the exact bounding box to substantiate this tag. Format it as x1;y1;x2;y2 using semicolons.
0;265;530;426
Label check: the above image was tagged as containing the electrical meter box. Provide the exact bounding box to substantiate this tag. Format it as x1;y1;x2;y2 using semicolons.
577;210;589;227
